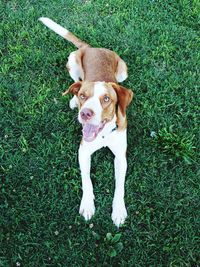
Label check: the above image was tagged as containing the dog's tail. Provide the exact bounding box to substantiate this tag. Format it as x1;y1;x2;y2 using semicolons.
39;17;89;48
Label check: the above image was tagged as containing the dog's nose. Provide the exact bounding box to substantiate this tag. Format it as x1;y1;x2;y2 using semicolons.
80;108;94;121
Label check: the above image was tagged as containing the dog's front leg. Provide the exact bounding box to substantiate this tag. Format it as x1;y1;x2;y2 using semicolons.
111;154;128;227
78;145;95;221
108;131;128;227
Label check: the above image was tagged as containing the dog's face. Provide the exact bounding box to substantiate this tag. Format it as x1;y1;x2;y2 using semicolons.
64;81;133;142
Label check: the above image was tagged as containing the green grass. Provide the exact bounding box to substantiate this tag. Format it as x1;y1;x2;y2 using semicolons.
1;0;200;266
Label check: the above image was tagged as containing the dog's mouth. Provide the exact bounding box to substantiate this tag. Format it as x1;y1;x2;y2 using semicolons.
82;121;106;142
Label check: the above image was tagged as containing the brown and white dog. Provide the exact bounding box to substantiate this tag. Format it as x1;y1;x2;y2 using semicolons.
39;18;133;227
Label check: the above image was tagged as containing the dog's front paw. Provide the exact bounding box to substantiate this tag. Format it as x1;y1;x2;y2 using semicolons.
79;196;95;221
112;200;127;227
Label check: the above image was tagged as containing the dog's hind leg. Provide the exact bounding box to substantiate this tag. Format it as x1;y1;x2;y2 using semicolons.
115;57;128;83
67;50;84;82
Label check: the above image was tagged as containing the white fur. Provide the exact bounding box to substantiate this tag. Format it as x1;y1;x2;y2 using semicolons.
67;52;83;82
39;17;69;38
67;52;84;109
115;59;128;82
39;17;129;226
78;82;106;125
116;70;128;83
79;111;128;227
77;82;128;226
69;96;79;109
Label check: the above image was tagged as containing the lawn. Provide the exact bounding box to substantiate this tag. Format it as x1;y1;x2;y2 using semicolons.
1;0;200;266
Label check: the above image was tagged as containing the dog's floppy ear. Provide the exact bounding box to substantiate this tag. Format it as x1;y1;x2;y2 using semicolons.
110;83;133;116
62;82;82;96
109;83;133;129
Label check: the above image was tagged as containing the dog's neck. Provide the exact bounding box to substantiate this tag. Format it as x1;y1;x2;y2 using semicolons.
97;115;117;139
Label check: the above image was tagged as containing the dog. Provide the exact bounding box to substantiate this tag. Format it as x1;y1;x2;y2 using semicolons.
39;17;133;227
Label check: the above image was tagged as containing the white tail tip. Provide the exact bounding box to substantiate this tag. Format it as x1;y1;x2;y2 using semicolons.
39;17;68;38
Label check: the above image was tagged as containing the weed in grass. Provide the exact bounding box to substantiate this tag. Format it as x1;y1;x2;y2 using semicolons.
104;233;123;258
155;126;196;164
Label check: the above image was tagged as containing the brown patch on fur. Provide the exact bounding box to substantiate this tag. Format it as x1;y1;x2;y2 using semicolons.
80;47;120;82
66;47;128;84
77;82;94;108
64;31;90;49
100;84;117;123
62;81;95;109
63;81;133;130
117;112;127;130
62;81;82;96
109;83;134;130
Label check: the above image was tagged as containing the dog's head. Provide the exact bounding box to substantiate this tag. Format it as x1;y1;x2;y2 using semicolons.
63;81;133;142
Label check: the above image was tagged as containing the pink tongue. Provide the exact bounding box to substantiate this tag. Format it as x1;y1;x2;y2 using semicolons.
82;124;99;142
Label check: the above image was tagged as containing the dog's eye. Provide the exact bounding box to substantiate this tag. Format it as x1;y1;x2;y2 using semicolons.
79;94;86;100
104;96;110;102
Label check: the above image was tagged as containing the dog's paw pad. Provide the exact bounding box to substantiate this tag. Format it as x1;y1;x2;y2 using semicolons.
79;198;95;221
112;203;127;227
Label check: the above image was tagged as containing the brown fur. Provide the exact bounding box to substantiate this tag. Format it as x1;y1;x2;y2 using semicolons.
62;28;133;130
63;81;133;130
62;81;96;109
62;81;82;96
64;31;90;49
77;82;95;108
100;84;117;123
62;30;123;83
70;47;127;84
81;47;118;82
109;83;134;130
